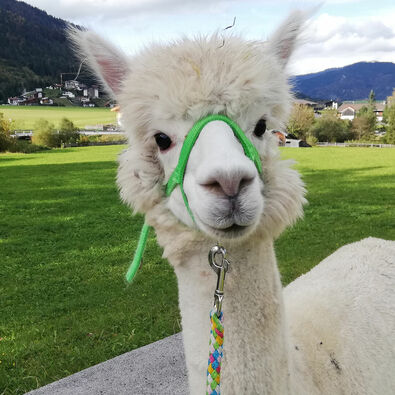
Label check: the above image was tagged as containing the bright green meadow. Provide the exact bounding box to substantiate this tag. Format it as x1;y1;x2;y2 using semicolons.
0;146;394;394
0;105;116;129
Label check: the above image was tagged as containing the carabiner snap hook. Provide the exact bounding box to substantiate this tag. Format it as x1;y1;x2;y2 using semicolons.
208;245;230;315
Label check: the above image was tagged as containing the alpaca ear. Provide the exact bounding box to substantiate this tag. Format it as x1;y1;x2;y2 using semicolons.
68;27;129;98
267;10;308;68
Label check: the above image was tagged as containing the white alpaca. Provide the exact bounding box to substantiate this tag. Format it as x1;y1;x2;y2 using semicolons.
70;11;395;395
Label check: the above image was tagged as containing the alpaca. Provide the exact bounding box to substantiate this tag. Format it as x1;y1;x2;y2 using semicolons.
69;11;395;394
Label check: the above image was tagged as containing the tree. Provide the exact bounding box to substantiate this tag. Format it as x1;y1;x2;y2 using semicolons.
368;90;375;106
32;118;79;148
351;106;376;140
0;113;13;152
58;118;79;144
383;105;395;144
287;104;315;140
385;89;395;109
309;110;352;142
32;119;57;147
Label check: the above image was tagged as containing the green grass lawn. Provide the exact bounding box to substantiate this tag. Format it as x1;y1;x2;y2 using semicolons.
1;146;394;394
277;147;395;283
0;105;116;129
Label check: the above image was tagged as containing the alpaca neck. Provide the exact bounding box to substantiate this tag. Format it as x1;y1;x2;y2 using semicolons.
171;237;294;395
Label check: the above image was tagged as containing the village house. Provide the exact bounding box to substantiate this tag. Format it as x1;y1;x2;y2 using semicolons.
61;91;75;99
39;97;54;105
7;88;43;105
64;80;80;90
7;81;102;107
294;98;319;108
64;80;87;91
83;86;99;99
294;98;339;113
325;100;339;110
7;96;25;105
337;102;385;121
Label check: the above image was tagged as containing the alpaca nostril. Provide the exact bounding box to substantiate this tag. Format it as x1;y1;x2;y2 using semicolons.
201;175;254;197
239;177;254;192
201;181;225;196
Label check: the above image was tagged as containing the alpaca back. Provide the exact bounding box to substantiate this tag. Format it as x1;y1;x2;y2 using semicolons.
284;237;395;395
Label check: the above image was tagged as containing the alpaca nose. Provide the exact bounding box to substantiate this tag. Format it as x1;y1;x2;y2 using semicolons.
201;169;254;197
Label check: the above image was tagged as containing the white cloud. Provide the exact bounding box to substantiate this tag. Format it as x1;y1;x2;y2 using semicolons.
21;0;244;21
290;12;395;74
19;0;395;74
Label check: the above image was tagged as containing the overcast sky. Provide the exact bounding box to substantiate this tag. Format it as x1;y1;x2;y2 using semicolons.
20;0;395;75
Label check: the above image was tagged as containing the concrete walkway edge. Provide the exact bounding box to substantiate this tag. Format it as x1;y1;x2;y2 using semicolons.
26;333;188;395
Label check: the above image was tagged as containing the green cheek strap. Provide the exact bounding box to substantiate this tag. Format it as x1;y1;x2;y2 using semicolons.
126;114;262;283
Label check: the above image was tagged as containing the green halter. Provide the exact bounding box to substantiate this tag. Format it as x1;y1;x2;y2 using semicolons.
126;114;262;283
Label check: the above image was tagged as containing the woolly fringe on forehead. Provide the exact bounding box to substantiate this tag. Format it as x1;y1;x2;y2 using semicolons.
117;33;293;140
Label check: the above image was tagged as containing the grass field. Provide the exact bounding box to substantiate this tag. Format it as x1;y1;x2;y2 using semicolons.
0;105;116;130
1;146;394;394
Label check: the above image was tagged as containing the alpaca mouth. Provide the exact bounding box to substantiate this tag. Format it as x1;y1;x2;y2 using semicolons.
195;214;255;239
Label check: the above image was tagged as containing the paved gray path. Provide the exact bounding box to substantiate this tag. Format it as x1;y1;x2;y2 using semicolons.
26;333;188;395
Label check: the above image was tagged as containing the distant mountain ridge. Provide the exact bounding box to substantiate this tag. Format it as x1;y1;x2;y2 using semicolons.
0;0;83;103
292;62;395;101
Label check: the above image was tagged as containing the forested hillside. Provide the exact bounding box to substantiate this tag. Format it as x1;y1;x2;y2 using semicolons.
292;62;395;101
0;0;81;103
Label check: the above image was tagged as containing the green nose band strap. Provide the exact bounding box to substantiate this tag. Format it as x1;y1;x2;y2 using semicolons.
165;114;262;222
166;114;262;197
126;114;262;283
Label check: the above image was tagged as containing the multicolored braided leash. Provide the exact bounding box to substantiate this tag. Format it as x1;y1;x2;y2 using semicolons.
207;310;224;394
207;245;230;395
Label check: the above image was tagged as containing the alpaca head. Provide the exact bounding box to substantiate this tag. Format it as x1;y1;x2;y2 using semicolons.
69;11;307;245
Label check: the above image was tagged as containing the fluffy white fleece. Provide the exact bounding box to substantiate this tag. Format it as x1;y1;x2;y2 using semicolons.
69;10;395;394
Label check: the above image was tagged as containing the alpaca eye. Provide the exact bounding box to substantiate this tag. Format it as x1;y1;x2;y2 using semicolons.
154;132;172;151
253;119;266;137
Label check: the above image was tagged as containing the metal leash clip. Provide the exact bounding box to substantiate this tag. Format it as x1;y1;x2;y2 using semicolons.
208;245;231;315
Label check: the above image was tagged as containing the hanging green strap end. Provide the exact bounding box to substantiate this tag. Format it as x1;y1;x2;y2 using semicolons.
126;223;151;283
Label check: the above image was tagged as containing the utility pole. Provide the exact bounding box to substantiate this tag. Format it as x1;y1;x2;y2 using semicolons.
60;59;85;86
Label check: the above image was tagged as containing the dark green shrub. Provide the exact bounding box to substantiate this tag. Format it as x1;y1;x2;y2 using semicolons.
0;113;13;152
58;118;79;144
77;134;126;145
78;135;91;145
98;134;126;143
287;104;315;140
7;139;49;153
309;112;353;142
32;119;58;147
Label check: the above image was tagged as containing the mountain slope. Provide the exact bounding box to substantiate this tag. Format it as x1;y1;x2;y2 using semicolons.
292;62;395;101
0;0;80;103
